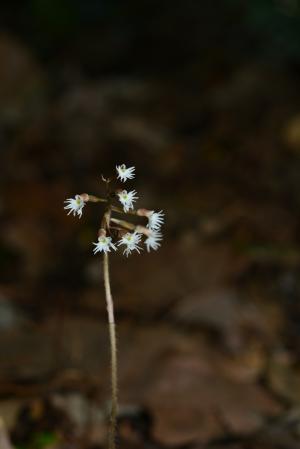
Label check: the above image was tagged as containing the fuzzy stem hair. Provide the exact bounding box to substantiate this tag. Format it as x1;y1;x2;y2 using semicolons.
103;252;118;449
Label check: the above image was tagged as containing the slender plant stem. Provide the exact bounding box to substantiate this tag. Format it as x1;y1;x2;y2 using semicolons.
88;195;107;203
110;217;136;231
103;252;118;449
111;205;138;215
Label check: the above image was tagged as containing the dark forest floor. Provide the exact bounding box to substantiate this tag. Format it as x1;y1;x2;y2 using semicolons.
2;9;300;446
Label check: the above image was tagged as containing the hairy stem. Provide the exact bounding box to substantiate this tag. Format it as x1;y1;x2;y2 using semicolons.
103;252;118;449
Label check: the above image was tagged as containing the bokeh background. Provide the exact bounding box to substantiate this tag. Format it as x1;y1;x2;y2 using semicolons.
2;1;300;448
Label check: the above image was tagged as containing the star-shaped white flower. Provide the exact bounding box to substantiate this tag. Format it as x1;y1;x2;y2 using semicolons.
118;232;142;257
117;190;138;212
64;195;86;218
116;164;135;182
93;236;117;254
147;210;164;231
145;231;163;252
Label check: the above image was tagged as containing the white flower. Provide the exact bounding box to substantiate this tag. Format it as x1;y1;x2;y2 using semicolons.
116;164;135;182
145;231;163;252
93;236;117;254
117;190;138;212
64;195;86;218
147;210;164;231
118;232;142;257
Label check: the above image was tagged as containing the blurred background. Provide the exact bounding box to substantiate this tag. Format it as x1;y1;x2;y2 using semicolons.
2;0;300;448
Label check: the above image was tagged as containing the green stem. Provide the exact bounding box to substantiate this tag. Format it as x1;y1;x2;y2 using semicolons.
103;252;118;449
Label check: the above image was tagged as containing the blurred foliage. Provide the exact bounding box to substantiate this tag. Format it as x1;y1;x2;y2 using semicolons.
231;0;300;62
30;0;78;37
0;0;300;65
16;431;58;449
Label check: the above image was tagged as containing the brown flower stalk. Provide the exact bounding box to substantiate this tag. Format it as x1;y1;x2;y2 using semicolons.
64;164;164;448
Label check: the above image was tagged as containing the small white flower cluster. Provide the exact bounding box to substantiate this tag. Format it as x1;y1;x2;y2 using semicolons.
64;164;164;256
118;231;142;256
116;164;135;182
93;236;116;254
117;189;138;213
64;195;85;218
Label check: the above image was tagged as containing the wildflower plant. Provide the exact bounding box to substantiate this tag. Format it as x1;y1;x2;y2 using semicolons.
64;164;164;448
